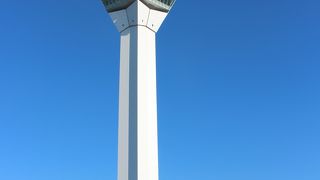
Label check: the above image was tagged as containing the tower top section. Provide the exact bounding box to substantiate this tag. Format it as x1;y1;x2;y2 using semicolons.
102;0;175;13
102;0;175;32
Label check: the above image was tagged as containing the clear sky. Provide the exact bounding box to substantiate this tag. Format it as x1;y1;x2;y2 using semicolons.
0;0;319;180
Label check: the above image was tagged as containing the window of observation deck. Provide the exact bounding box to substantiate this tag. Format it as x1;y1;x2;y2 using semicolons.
102;0;135;12
140;0;175;12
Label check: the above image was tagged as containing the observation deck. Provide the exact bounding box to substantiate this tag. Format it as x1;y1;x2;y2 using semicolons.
102;0;175;12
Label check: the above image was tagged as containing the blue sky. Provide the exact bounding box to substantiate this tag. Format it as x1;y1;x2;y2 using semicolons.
0;0;319;180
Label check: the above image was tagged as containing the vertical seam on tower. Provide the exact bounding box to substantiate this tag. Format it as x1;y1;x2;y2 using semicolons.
146;7;151;28
125;8;130;28
135;3;139;180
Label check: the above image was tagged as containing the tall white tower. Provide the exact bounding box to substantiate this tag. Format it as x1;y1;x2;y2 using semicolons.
102;1;175;180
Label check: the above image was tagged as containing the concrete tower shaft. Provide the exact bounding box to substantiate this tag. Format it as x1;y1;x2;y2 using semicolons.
102;1;175;180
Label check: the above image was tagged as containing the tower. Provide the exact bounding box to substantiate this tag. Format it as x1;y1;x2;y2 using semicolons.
101;1;175;180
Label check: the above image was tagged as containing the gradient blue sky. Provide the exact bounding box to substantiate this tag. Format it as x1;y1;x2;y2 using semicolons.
0;0;320;180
